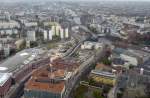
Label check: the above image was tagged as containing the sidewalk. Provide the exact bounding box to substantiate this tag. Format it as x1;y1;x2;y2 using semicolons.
108;87;115;98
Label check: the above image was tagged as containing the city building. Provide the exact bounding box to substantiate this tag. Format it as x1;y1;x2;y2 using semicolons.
0;47;50;98
89;63;117;86
24;66;66;98
24;58;80;98
24;22;38;28
0;43;10;57
90;70;117;86
60;28;64;39
0;73;12;98
44;30;48;40
64;28;69;38
112;48;150;67
81;41;103;50
49;30;53;40
43;22;69;40
27;30;36;41
15;39;25;50
0;20;20;29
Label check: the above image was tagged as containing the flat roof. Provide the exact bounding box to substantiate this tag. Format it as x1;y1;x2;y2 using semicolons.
51;58;79;72
25;78;65;93
25;65;65;93
113;48;150;58
91;70;116;78
0;48;44;73
0;73;11;87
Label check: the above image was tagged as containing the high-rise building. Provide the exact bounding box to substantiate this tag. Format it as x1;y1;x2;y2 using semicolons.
44;30;48;40
56;26;61;36
65;28;69;38
51;26;56;36
60;28;64;39
49;30;53;40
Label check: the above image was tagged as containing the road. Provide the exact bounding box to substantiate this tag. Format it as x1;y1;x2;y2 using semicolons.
5;29;88;98
5;23;98;98
108;87;116;98
64;46;107;98
62;24;105;98
138;57;150;75
79;25;98;39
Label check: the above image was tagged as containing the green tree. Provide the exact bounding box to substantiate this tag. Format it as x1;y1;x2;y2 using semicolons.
117;92;123;98
74;85;88;98
129;64;134;69
89;78;96;86
102;58;112;65
92;90;103;98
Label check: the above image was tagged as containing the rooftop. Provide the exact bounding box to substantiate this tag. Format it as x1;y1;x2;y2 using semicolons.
0;73;11;87
95;63;112;72
25;78;65;94
113;47;150;62
25;65;66;93
32;66;65;80
91;70;116;78
0;48;45;73
51;58;80;72
25;58;79;93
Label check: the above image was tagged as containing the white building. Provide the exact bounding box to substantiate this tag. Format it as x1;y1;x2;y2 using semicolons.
27;30;36;41
81;41;94;50
65;28;69;38
0;44;10;57
81;41;103;50
51;26;56;36
0;20;20;29
24;22;38;27
48;30;53;40
120;54;138;66
56;25;61;36
5;29;12;35
44;30;48;40
60;28;64;39
3;44;10;57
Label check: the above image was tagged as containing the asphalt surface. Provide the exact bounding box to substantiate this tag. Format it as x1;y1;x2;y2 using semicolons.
140;58;150;75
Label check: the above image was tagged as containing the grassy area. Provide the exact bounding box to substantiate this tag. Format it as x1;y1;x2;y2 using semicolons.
79;79;111;98
92;89;104;98
74;85;88;98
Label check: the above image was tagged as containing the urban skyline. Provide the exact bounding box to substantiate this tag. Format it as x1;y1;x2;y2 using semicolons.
0;1;150;98
1;0;150;2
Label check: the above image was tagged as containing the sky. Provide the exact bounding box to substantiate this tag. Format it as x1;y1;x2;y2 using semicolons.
1;0;150;2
